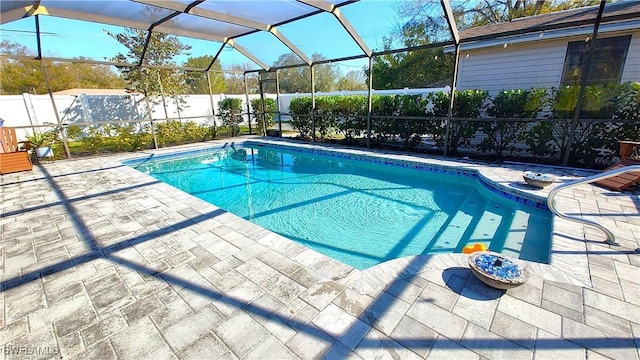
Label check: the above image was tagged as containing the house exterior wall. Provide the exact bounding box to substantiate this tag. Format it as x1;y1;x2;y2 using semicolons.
623;33;640;82
455;32;639;93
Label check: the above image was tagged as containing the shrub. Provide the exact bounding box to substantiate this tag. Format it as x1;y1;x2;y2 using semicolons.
289;97;314;139
81;126;105;154
609;82;640;121
394;95;428;149
250;98;277;135
65;125;83;141
314;97;336;140
218;98;243;137
370;95;397;145
428;89;488;154
110;125;152;152
156;120;212;147
156;120;183;147
479;88;546;157
332;95;367;143
280;84;637;167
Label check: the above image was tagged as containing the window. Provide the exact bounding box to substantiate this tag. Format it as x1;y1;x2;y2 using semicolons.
560;35;631;86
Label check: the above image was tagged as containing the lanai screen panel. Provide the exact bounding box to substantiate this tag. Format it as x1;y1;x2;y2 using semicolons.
277;12;365;61
232;31;308;68
36;1;175;31
338;0;401;53
191;0;320;25
0;17;38;57
340;0;454;53
143;34;223;69
38;17;133;62
153;12;255;42
0;0;461;70
217;44;264;71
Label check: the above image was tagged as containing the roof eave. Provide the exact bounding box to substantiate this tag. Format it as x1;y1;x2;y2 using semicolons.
443;19;640;53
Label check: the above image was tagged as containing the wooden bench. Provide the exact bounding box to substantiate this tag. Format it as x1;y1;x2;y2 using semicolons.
0;127;33;175
594;140;640;191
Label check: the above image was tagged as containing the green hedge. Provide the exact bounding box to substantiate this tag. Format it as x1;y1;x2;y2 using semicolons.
63;120;216;157
288;83;640;167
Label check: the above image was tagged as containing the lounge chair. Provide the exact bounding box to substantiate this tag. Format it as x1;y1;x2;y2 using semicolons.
594;141;640;191
0;127;33;175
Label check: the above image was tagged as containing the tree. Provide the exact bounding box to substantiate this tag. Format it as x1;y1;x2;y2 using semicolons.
395;0;601;38
105;27;190;113
224;63;258;94
273;53;309;93
183;55;226;94
0;42;43;94
370;0;599;90
371;24;453;90
273;52;338;93
63;59;127;90
336;70;367;91
0;40;125;95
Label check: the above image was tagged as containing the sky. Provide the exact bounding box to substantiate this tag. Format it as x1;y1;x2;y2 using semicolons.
0;0;427;74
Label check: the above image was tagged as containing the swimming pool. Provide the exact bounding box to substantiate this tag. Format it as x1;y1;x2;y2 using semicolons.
128;142;552;269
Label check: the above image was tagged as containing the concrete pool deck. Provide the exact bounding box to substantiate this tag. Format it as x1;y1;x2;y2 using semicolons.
1;137;639;359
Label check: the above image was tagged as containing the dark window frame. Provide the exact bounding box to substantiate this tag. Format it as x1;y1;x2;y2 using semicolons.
560;34;632;86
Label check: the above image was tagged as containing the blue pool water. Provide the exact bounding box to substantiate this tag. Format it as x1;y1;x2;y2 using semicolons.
129;143;552;269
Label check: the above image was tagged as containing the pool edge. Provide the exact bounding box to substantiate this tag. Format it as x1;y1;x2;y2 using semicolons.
117;138;593;291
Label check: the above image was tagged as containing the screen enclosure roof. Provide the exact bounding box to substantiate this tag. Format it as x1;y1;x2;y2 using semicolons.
1;0;638;73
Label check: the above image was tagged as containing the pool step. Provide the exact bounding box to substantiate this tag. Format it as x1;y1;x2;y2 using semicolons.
514;211;551;262
468;200;512;245
428;190;487;252
499;209;530;259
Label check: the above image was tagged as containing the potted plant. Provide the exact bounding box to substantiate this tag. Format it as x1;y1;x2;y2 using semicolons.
26;131;54;158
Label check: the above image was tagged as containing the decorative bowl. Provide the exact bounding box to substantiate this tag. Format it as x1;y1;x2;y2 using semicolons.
523;172;554;188
468;251;529;290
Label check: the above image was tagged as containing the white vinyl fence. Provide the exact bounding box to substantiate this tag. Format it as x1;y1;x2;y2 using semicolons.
0;87;448;140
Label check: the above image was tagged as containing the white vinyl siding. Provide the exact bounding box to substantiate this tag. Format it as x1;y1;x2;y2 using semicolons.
622;34;640;82
455;32;639;93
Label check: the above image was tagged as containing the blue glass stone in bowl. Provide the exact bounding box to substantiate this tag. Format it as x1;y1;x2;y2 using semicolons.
468;251;529;289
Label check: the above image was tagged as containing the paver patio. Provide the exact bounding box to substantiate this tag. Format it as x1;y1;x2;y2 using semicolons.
1;137;639;359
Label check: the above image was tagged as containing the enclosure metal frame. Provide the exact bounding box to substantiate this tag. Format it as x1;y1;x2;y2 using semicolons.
0;0;621;165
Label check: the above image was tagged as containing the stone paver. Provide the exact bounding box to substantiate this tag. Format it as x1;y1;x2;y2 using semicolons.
1;137;639;359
